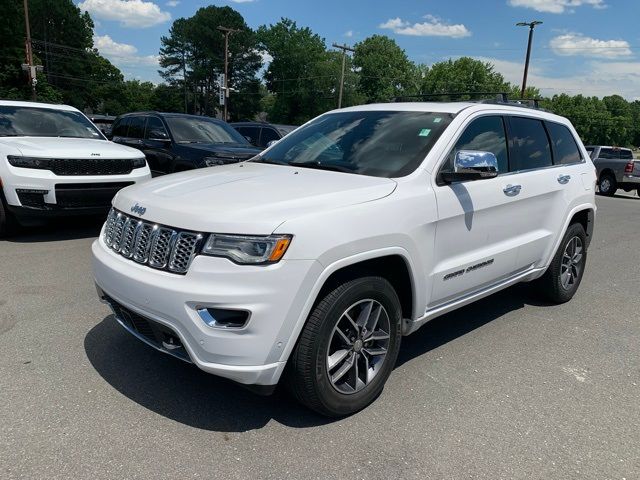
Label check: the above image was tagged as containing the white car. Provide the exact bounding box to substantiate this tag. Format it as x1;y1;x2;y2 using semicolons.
92;102;596;416
0;100;151;235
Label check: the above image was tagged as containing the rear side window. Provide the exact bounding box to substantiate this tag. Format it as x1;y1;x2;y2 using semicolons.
620;149;633;160
235;126;260;145
546;122;582;165
508;117;552;171
128;116;146;139
112;117;130;137
442;116;508;174
145;116;168;139
599;148;618;159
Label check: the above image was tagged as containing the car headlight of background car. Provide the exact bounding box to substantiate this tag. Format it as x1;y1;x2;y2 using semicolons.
201;234;292;264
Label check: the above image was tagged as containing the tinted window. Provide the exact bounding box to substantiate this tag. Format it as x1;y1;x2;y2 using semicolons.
145;116;168;139
260;127;280;147
112;117;130;137
585;147;595;159
442;116;508;174
235;126;260;145
508;117;552;171
166;117;247;144
128;116;146;139
620;149;633;160
546;122;582;165
255;111;454;178
599;148;618;159
0;106;103;139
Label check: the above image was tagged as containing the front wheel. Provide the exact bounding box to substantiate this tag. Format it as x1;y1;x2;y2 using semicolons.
0;196;18;238
598;173;617;196
286;276;402;417
537;223;587;304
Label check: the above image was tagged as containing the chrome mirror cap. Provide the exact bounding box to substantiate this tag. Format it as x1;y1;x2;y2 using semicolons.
454;150;499;177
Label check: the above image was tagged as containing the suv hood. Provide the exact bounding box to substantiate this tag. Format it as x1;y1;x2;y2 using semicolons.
0;137;143;158
113;162;397;234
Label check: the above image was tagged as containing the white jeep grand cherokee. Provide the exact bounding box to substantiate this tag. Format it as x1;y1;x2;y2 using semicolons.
92;102;596;416
0;100;151;235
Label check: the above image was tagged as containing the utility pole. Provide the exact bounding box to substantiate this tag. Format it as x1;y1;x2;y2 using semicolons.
22;0;38;100
516;20;542;99
332;43;355;109
217;26;240;121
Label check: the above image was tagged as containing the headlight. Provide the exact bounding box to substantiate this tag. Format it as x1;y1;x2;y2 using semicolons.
201;234;292;264
7;155;50;169
131;157;146;168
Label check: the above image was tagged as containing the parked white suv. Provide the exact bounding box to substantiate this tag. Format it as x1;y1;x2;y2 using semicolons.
0;100;151;235
92;102;596;416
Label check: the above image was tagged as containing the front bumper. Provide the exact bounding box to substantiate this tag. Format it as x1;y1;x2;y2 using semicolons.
92;238;322;385
1;164;151;213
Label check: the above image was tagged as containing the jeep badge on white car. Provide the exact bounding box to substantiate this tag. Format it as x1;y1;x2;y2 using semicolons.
93;101;596;416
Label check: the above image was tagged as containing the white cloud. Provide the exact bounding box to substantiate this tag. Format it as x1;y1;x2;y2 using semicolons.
166;0;179;6
258;50;273;64
94;35;159;67
476;55;640;99
508;0;606;13
344;30;354;38
550;34;631;58
78;0;171;28
379;14;471;38
228;0;256;3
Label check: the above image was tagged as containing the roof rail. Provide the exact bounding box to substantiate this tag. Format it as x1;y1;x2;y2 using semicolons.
392;92;544;110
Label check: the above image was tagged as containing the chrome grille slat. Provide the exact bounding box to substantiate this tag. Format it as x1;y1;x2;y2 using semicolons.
102;208;202;275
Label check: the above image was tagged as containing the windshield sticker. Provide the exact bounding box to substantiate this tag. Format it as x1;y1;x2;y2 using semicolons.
433;117;442;123
418;128;431;137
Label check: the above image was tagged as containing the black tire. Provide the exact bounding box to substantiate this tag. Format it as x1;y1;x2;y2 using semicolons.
637;188;640;198
0;195;18;238
598;173;617;196
537;223;587;304
286;276;402;417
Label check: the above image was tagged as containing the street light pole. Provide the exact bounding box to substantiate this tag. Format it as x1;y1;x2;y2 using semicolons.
217;26;240;121
332;43;355;109
516;21;542;99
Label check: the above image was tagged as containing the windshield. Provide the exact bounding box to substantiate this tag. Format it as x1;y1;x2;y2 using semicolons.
166;116;248;144
0;106;105;139
254;111;453;178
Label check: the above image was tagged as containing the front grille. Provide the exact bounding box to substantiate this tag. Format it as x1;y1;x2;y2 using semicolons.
50;158;134;176
103;208;203;274
55;182;133;209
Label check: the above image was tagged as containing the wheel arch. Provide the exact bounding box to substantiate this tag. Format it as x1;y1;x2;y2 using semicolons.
276;248;420;368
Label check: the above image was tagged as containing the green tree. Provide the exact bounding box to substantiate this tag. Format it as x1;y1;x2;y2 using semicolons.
159;6;261;119
257;18;331;123
353;35;417;103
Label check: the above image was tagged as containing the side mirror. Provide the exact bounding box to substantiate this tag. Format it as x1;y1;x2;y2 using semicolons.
266;140;278;148
244;135;254;144
441;150;499;183
149;130;170;142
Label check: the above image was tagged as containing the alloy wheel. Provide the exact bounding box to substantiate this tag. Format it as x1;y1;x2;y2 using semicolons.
326;299;391;394
560;236;583;290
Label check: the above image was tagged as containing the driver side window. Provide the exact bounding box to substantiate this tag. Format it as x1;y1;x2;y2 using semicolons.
441;116;508;176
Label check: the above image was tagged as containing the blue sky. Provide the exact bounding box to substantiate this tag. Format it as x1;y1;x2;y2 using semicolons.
77;0;640;99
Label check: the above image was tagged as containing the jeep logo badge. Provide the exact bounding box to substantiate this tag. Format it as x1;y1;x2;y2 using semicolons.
131;203;146;216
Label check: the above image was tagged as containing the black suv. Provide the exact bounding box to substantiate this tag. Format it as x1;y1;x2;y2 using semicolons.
231;122;297;149
111;113;261;176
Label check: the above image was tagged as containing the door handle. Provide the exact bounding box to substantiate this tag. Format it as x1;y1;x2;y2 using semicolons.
557;174;571;184
503;184;522;196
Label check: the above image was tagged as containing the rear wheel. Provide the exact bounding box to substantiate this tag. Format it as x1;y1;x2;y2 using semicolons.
286;276;402;417
537;223;587;304
637;188;640;198
598;173;617;196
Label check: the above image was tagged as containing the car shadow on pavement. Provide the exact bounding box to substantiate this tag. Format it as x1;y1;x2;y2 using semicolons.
84;283;549;432
5;215;104;243
84;316;335;432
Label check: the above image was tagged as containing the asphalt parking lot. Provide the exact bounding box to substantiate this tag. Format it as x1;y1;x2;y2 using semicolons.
1;193;639;480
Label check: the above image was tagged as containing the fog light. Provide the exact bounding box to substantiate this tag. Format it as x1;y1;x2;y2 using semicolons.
197;307;250;329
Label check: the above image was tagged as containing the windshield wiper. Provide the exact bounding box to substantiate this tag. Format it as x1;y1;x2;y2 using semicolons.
251;156;286;166
290;162;355;174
